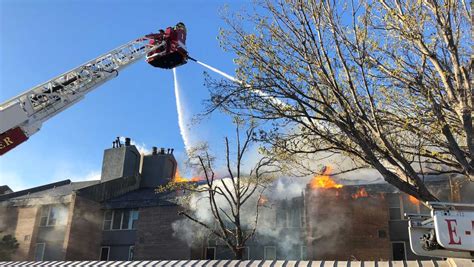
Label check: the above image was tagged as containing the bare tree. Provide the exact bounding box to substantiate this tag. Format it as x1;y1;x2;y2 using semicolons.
206;0;472;201
176;122;276;260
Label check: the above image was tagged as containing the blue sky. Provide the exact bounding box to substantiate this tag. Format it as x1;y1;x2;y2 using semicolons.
0;0;252;190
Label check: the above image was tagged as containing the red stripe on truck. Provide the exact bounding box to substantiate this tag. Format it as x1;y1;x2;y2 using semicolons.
0;127;28;156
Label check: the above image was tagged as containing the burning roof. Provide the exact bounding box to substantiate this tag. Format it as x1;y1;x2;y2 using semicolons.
309;166;343;189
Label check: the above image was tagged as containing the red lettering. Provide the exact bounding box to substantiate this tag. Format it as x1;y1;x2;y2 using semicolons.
445;219;461;245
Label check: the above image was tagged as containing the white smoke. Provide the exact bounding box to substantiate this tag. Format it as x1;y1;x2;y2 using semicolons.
172;177;311;255
173;68;192;154
118;136;152;155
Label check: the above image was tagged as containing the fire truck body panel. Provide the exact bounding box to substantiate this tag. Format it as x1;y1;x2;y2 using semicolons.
433;209;474;251
407;202;474;259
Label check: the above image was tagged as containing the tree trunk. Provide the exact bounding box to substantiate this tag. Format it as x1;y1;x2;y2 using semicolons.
234;247;244;260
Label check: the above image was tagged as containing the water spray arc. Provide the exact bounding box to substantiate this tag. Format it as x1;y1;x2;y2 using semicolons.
189;58;286;107
173;68;192;154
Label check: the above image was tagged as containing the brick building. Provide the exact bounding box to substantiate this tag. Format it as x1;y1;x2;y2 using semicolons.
199;179;473;261
1;138;472;262
0;138;188;261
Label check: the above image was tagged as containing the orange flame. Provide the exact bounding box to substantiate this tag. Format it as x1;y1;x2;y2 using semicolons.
310;166;343;189
352;187;369;199
408;195;419;205
258;195;268;206
173;169;201;183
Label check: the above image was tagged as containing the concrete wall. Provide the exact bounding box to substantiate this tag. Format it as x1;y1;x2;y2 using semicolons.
63;194;102;260
134;205;190;260
101;145;140;182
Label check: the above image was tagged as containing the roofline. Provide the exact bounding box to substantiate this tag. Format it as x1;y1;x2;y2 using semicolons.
0;179;71;202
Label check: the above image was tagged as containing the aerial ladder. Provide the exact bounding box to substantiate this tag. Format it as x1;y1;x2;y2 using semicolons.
0;23;191;155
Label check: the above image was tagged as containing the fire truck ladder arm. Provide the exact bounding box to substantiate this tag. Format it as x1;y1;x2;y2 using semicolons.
0;36;161;155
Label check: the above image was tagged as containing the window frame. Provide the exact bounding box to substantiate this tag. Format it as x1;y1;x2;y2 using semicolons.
128;245;134;261
378;229;388;239
300;245;307;260
103;209;139;231
242;246;250;260
103;210;113;230
100;246;110;261
205;246;216;260
391;241;407;260
130;210;139;229
264;246;277;260
39;205;66;227
34;243;46;261
388;195;405;221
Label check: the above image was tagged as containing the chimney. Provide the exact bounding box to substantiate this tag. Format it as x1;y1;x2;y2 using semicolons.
100;137;140;182
141;145;177;188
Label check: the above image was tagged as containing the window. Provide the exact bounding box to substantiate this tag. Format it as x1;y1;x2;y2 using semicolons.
112;210;123;230
103;209;139;230
121;211;130;229
392;242;406;260
300;208;306;228
242;247;250;260
131;210;139;229
300;246;307;260
205;247;216;260
100;246;110;261
39;205;67;227
389;207;402;220
24;235;31;241
103;211;113;230
264;246;276;260
34;243;45;261
388;194;403;220
378;229;387;238
128;246;134;261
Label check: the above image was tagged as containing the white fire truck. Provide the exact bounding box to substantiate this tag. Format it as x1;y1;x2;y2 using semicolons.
407;202;474;259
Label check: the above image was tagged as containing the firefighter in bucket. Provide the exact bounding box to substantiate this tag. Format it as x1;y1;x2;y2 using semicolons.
146;22;188;69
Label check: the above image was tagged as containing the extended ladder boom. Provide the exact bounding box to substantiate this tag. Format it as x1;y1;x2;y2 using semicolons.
0;36;162;155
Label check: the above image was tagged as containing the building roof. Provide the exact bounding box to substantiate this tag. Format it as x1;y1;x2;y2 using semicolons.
0;185;12;195
0;179;100;202
103;188;179;209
